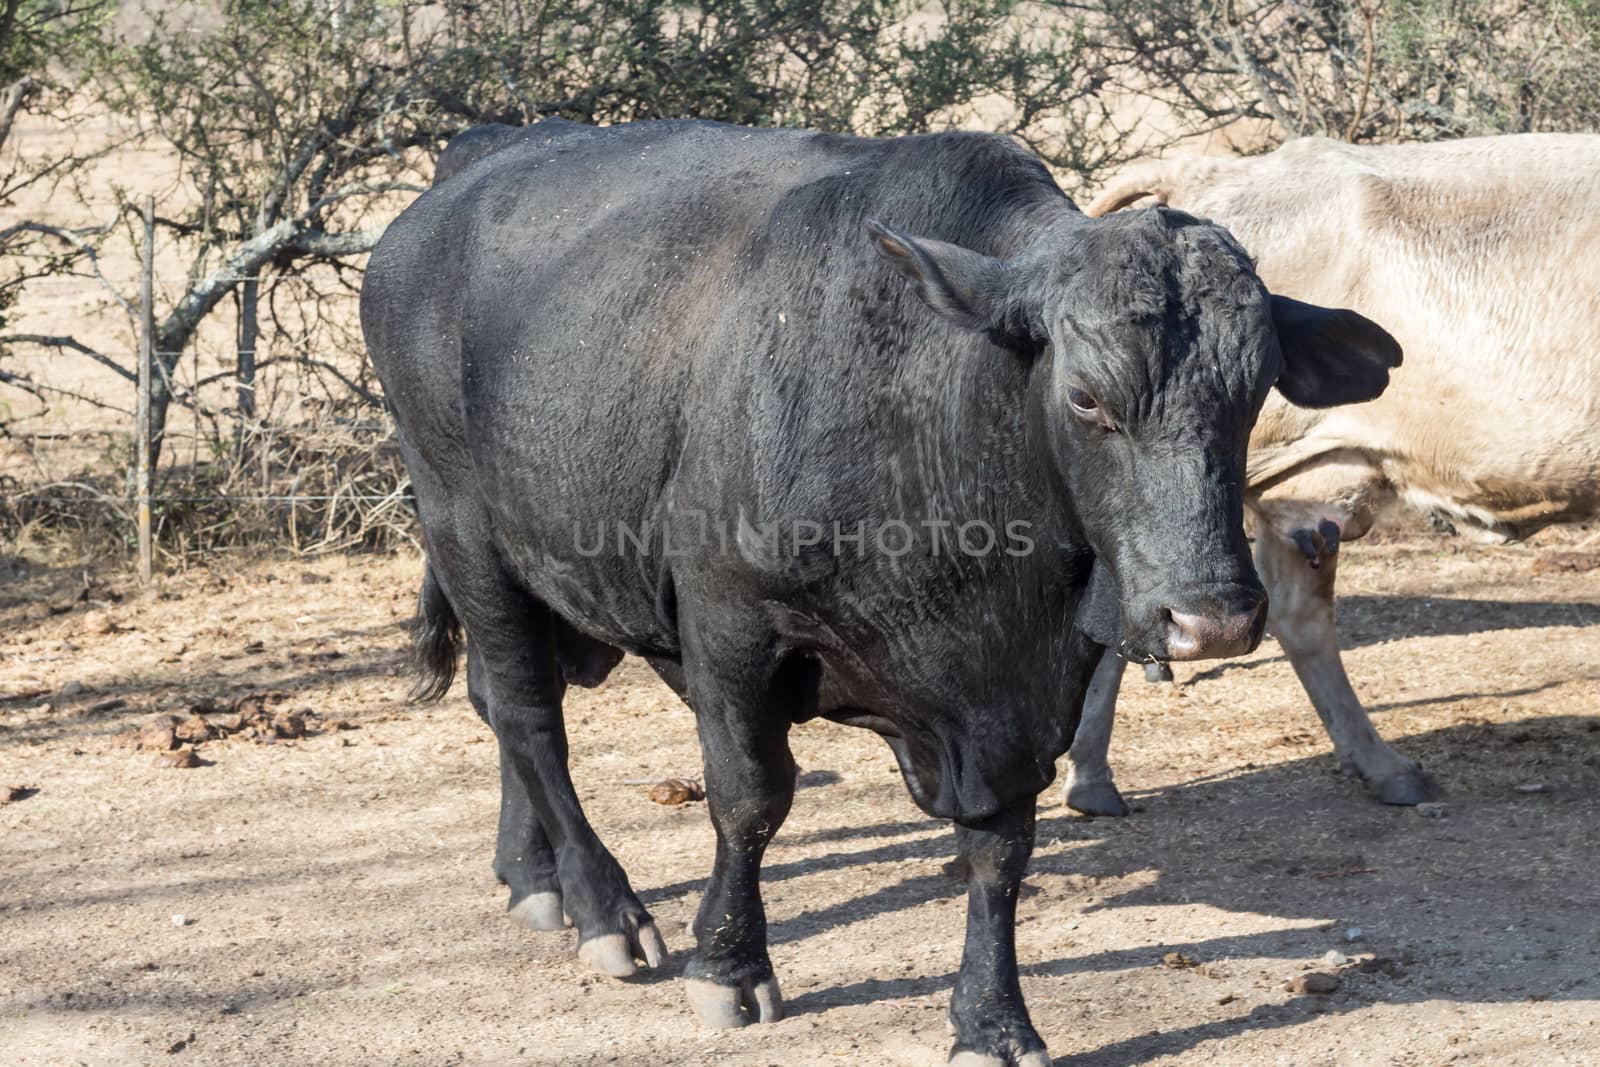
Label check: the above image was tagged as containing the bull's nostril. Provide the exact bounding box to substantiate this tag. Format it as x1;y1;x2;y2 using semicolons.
1164;609;1203;658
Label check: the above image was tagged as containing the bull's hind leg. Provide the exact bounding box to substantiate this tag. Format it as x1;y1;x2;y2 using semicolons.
1255;521;1441;805
947;801;1048;1067
678;615;798;1028
467;650;565;931
431;539;666;977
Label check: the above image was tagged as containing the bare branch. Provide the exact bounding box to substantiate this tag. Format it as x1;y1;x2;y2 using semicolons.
0;334;136;381
1;218;135;324
0;74;31;152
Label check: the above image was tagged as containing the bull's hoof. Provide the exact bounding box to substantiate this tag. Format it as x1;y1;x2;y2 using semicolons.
1371;765;1444;806
1065;777;1130;818
685;975;783;1028
1143;661;1175;683
948;1042;1050;1066
508;890;568;932
949;993;1048;1066
576;916;667;978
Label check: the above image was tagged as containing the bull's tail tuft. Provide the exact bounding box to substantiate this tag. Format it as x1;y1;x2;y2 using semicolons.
408;561;463;702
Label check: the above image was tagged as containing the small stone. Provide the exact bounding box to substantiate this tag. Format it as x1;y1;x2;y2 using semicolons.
1345;927;1363;943
1321;950;1349;967
1288;972;1340;995
137;715;181;752
271;711;307;739
171;914;191;927
58;680;87;698
3;785;39;804
647;777;705;805
1216;992;1237;1005
1162;951;1198;969
1515;783;1548;794
1356;956;1403;977
1416;802;1447;818
82;611;116;635
86;698;128;715
174;714;215;744
156;747;203;769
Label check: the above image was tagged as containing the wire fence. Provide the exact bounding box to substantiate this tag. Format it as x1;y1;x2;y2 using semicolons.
1;208;409;565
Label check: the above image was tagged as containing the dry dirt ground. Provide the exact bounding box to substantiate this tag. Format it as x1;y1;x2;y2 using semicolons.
2;532;1599;1066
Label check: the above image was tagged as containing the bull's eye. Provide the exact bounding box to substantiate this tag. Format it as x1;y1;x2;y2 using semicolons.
1067;386;1118;432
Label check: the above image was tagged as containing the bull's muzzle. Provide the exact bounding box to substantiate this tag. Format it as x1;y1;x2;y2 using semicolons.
1161;595;1267;661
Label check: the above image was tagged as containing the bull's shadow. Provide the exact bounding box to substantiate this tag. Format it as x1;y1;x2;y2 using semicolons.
747;714;1600;1064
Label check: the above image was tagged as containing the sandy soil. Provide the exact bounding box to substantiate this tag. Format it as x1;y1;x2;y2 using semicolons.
2;531;1598;1066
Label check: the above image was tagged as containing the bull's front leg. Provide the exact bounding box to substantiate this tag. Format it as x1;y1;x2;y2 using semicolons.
680;620;797;1028
948;801;1048;1067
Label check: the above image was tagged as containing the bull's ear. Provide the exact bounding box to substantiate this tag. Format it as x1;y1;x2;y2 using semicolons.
866;219;1013;334
1271;294;1402;408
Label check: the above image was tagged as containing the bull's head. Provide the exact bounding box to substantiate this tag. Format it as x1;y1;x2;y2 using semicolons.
868;207;1399;662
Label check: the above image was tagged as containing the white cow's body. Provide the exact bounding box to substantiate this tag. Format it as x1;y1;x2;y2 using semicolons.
1070;134;1600;810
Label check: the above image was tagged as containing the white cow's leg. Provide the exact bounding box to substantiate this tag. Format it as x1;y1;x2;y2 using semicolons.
1063;649;1130;816
1254;522;1441;805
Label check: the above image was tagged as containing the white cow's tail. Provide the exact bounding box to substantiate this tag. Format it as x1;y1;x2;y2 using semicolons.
1083;160;1183;217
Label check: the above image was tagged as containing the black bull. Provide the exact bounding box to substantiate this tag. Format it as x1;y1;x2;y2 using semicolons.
361;119;1399;1065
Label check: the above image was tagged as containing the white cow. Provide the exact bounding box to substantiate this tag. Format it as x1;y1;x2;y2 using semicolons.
1068;133;1600;813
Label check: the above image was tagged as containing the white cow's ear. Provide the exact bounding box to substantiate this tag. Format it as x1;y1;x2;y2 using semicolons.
1271;294;1402;408
866;219;1014;335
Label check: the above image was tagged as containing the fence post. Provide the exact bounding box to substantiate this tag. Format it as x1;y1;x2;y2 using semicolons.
137;197;154;584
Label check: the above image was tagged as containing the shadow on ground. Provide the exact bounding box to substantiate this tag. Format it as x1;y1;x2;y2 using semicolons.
765;714;1600;1064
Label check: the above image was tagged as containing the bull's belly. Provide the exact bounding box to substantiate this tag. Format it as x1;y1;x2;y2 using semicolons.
480;486;680;655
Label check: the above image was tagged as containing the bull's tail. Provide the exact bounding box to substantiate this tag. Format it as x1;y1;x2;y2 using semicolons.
408;561;463;702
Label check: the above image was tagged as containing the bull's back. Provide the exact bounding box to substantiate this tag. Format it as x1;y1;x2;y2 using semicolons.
365;119;1066;643
440;124;862;539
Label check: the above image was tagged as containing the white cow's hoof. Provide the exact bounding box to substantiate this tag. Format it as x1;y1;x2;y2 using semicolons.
1065;776;1130;817
1372;765;1443;806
